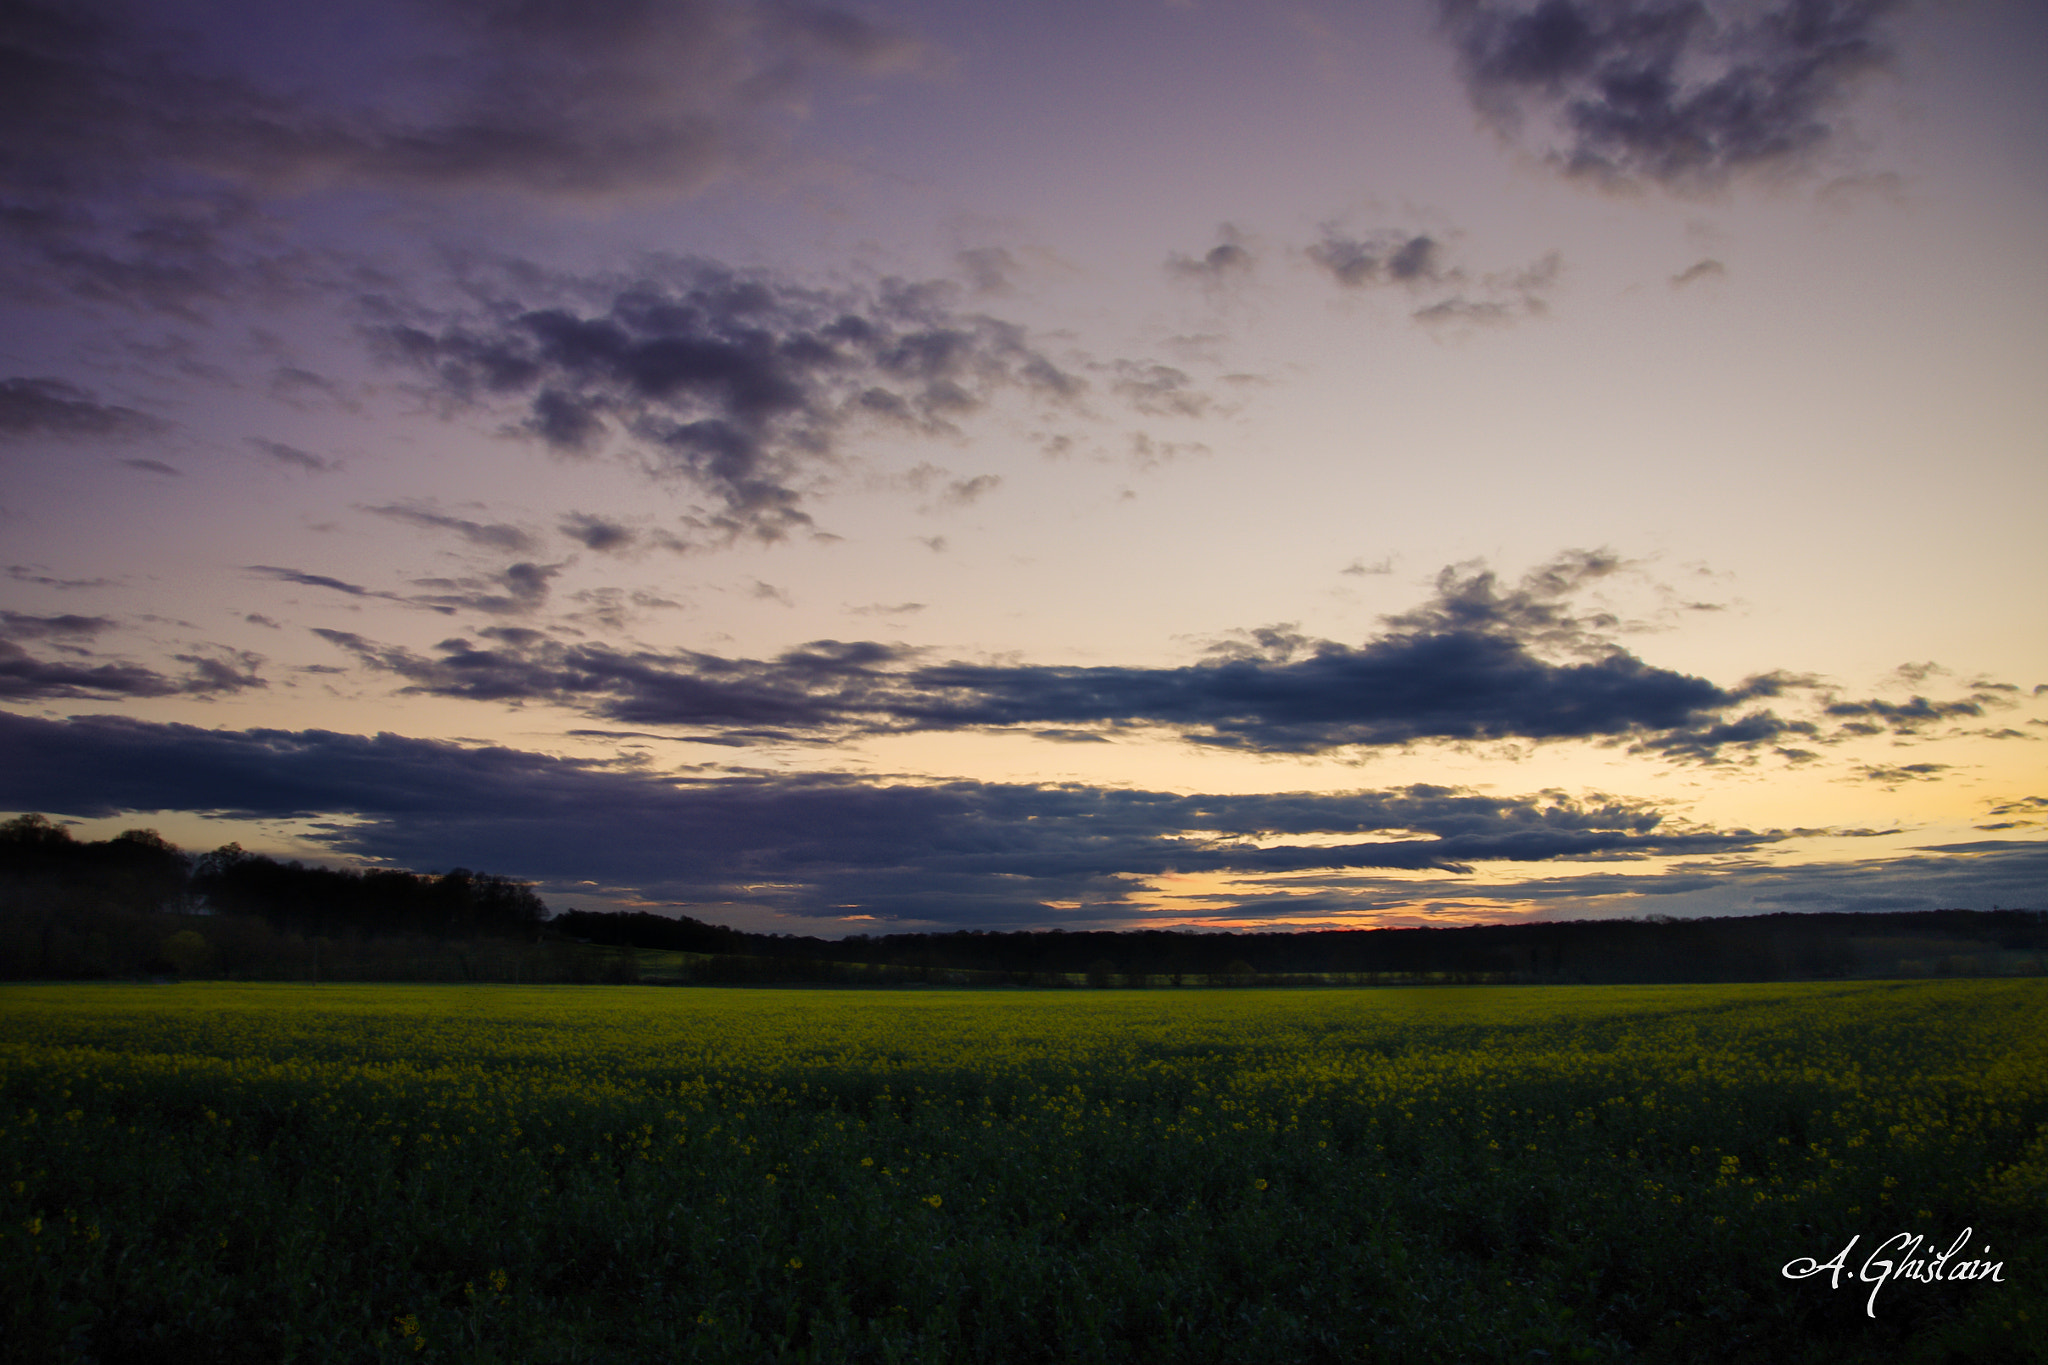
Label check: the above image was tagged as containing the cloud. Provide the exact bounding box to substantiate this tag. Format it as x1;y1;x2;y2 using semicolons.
1630;709;1822;766
371;259;1089;543
309;552;1751;754
955;246;1019;295
1849;762;1949;787
0;632;262;700
1106;361;1213;419
1626;666;2027;766
0;0;932;311
408;562;563;616
311;628;917;738
364;502;538;553
1224;838;2048;926
559;513;637;553
1305;231;1448;288
1437;0;1904;190
267;367;356;412
169;649;267;695
0;710;1777;925
249;565;392;601
1410;252;1560;327
1670;258;1726;287
7;566;116;590
118;458;183;476
0;377;168;440
0;642;180;700
1823;692;2007;734
936;473;1000;507
248;438;340;473
1167;227;1255;285
0;611;113;640
250;560;557;616
1977;796;2048;831
1304;229;1559;324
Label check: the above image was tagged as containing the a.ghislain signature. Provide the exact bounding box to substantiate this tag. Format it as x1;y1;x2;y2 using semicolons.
1783;1228;2006;1317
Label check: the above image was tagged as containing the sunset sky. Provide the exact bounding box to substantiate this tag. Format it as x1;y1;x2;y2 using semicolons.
3;0;2045;934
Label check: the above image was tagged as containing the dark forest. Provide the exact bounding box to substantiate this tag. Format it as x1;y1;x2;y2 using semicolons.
5;814;2042;985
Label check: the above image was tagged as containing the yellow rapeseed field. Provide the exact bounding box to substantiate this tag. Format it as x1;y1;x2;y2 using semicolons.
4;980;2044;1362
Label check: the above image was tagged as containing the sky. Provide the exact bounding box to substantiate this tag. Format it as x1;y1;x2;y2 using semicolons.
3;0;2046;935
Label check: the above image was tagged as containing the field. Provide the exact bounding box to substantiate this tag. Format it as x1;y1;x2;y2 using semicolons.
4;981;2044;1363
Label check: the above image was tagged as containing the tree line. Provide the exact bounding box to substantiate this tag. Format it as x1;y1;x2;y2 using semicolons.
4;811;2043;984
0;814;604;982
559;905;2048;986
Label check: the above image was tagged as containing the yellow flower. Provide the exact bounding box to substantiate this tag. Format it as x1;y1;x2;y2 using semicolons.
925;1194;942;1208
1254;1179;1268;1191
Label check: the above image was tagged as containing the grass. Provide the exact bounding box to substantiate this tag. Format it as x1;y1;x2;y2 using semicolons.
4;979;2045;1363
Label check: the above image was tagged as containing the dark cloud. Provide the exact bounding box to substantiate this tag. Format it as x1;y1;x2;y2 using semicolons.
1850;762;1949;787
310;628;916;739
364;502;537;553
1305;232;1447;288
1106;361;1212;419
408;562;562;615
955;246;1018;295
1670;257;1726;287
249;560;555;616
1823;691;2006;734
1438;0;1903;190
936;473;999;507
310;553;1748;754
0;642;176;700
267;367;355;411
0;611;114;639
1410;252;1560;327
1224;838;2048;925
0;637;261;701
0;0;930;310
248;438;340;473
1887;662;1944;686
0;710;1776;925
169;649;267;695
1977;796;2048;831
372;260;1088;543
1167;228;1255;285
1631;709;1821;765
0;377;167;440
118;458;183;476
559;513;637;553
7;566;115;590
249;565;390;601
1626;667;2026;765
1304;230;1558;324
1409;297;1520;326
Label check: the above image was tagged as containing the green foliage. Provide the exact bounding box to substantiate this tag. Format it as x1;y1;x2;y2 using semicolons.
3;981;2044;1363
